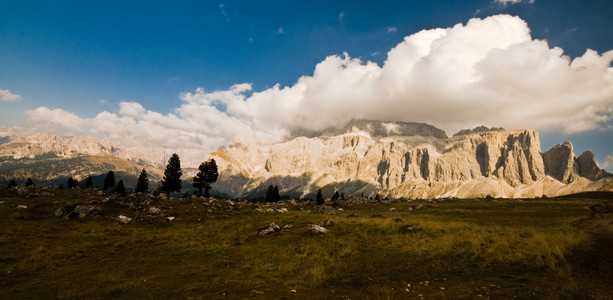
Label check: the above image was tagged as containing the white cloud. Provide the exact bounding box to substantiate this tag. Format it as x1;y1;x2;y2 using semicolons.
339;11;344;21
0;89;21;102
387;26;397;33
26;14;613;166
277;27;284;34
600;155;613;172
494;0;534;6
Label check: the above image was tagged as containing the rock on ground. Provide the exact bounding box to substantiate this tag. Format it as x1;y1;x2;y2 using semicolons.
258;223;281;236
312;205;338;215
116;215;132;224
307;224;328;234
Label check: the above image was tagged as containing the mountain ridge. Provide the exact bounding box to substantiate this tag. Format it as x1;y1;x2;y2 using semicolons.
207;121;612;199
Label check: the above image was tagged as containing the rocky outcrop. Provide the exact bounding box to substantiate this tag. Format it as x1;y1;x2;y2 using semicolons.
293;119;448;139
452;126;505;137
541;141;578;183
208;121;612;199
576;151;612;181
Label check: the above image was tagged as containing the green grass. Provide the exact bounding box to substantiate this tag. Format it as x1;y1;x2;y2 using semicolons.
0;187;611;299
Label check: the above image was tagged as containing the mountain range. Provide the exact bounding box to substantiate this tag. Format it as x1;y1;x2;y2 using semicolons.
1;120;611;198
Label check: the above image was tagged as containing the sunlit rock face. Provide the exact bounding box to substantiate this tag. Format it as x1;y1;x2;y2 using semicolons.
209;120;612;199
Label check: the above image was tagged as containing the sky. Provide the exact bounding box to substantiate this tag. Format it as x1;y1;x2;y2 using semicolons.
1;0;613;169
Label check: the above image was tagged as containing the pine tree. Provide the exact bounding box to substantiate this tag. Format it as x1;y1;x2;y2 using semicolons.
331;191;339;202
162;153;182;196
316;189;324;205
192;158;218;197
266;185;274;202
135;169;149;193
8;179;17;188
103;171;115;190
85;175;93;188
341;192;345;201
25;178;34;187
67;177;78;188
273;186;280;202
114;179;126;196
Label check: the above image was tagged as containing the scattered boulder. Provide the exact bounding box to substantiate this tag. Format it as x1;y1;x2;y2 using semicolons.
115;215;132;224
312;205;338;215
347;213;359;218
148;207;162;215
389;207;397;212
307;224;328;234
399;225;422;233
371;214;386;218
16;205;28;209
258;223;281;236
72;205;102;218
276;207;288;213
321;219;335;227
281;224;293;231
55;204;102;219
166;216;175;221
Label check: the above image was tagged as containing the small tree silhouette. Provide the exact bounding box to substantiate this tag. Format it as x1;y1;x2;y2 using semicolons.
162;153;182;196
25;178;34;187
103;171;115;190
67;177;79;188
316;189;324;205
331;191;339;202
84;175;93;188
192;159;218;197
114;179;126;196
135;169;149;193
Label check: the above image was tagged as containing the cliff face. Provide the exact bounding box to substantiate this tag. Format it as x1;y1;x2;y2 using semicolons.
208;121;612;199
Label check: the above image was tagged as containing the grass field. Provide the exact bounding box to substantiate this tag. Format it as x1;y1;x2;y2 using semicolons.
1;187;612;299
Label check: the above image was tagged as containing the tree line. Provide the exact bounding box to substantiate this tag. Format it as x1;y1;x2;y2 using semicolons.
5;153;220;198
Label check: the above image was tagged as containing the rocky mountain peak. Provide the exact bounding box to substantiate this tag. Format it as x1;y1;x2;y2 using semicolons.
291;119;448;139
209;124;613;199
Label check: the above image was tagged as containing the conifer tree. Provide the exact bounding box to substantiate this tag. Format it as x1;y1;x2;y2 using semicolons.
114;179;126;196
135;169;149;193
8;179;17;188
67;177;78;188
103;171;115;190
266;185;274;202
331;191;339;202
192;158;218;197
316;189;324;205
162;153;182;196
85;175;93;188
273;186;280;202
25;178;34;187
341;192;345;201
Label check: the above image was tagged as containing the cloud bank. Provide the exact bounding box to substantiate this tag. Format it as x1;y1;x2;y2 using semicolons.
26;14;613;165
0;89;21;102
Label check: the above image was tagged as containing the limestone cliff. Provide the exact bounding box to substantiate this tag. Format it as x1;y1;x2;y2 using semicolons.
208;121;612;199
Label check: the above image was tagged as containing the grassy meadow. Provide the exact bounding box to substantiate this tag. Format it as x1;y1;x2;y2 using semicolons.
1;187;612;299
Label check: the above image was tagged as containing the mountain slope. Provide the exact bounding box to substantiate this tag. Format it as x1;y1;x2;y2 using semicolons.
208;120;612;199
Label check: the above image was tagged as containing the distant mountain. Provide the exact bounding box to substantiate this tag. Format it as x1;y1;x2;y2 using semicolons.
0;133;165;186
207;120;613;199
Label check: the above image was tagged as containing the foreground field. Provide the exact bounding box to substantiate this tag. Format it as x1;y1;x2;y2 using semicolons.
1;187;612;299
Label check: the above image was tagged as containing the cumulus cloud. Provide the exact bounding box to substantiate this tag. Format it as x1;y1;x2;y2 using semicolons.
600;155;613;172
387;26;397;33
0;89;21;102
26;14;613;166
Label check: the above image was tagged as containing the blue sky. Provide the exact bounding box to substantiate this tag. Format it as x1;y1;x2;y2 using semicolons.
1;0;613;168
